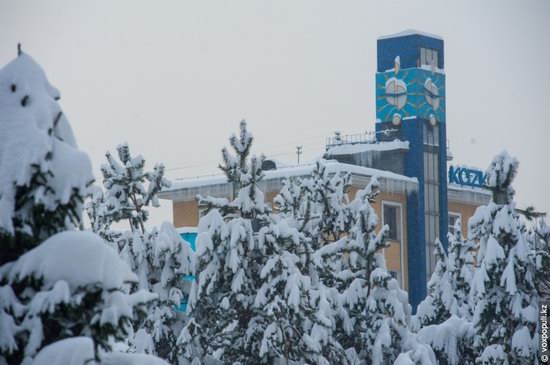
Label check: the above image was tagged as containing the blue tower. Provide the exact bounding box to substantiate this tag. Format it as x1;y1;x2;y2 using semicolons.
375;30;449;310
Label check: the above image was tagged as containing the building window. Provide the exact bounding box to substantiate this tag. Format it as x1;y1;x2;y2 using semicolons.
449;213;461;236
423;153;440;184
423;123;439;147
383;203;401;241
423;146;441;277
420;47;438;67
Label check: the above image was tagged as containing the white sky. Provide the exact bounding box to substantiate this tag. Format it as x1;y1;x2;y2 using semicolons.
1;0;549;228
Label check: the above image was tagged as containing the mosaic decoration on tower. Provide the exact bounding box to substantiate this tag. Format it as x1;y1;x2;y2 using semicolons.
376;67;446;123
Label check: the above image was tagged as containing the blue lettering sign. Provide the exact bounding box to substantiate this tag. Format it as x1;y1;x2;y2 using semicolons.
448;165;486;188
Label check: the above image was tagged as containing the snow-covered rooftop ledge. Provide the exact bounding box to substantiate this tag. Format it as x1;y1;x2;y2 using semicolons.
448;184;491;206
176;226;198;234
326;140;409;156
164;161;417;191
447;184;491;195
377;29;443;40
159;161;418;201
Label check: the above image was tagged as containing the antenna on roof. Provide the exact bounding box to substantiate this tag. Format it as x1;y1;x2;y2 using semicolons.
296;146;303;164
17;43;22;56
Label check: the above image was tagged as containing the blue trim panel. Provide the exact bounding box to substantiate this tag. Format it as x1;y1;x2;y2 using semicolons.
400;117;427;312
438;122;449;252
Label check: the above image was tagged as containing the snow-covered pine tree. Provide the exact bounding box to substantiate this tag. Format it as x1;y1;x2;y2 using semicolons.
469;151;539;365
412;240;455;330
446;218;476;319
99;143;170;236
95;143;172;291
526;214;550;299
345;193;411;364
274;160;355;290
275;160;353;248
314;174;376;275
178;121;268;363
274;176;319;288
0;53;93;265
0;52;155;364
272;168;357;364
310;176;435;364
273;163;355;362
308;178;375;354
247;219;346;364
274;178;304;221
521;207;550;365
181;123;350;364
309;161;353;245
89;144;193;363
132;221;194;360
413;220;477;365
272;179;319;286
415;315;476;365
0;231;156;364
219;119;254;201
235;154;267;220
86;186;119;250
364;261;436;365
31;336;170;365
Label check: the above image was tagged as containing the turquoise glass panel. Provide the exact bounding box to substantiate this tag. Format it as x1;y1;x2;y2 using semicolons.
180;232;197;251
376;67;446;123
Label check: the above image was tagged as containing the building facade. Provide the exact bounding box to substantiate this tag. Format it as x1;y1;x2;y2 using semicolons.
159;30;491;310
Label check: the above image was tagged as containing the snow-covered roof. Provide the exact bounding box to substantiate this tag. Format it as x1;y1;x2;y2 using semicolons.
378;29;443;41
325;140;409;156
159;161;418;202
167;161;415;191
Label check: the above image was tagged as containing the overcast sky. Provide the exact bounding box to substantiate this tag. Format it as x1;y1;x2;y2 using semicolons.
1;0;549;227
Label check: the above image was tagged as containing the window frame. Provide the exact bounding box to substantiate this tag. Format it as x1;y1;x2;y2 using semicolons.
420;47;427;65
382;201;404;287
448;212;462;236
382;202;402;242
420;47;439;67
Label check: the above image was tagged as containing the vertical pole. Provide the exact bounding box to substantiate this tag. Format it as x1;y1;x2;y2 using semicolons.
296;146;303;164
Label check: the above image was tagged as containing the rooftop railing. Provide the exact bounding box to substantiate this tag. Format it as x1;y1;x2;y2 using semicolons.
325;130;398;150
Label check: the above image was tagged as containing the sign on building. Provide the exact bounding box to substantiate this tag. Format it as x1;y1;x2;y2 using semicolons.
448;165;486;188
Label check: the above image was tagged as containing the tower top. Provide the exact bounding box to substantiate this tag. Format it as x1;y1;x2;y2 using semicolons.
378;29;443;41
377;29;444;72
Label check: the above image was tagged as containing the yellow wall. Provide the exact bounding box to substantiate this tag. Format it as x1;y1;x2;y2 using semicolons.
448;201;480;237
174;200;200;228
174;191;278;227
